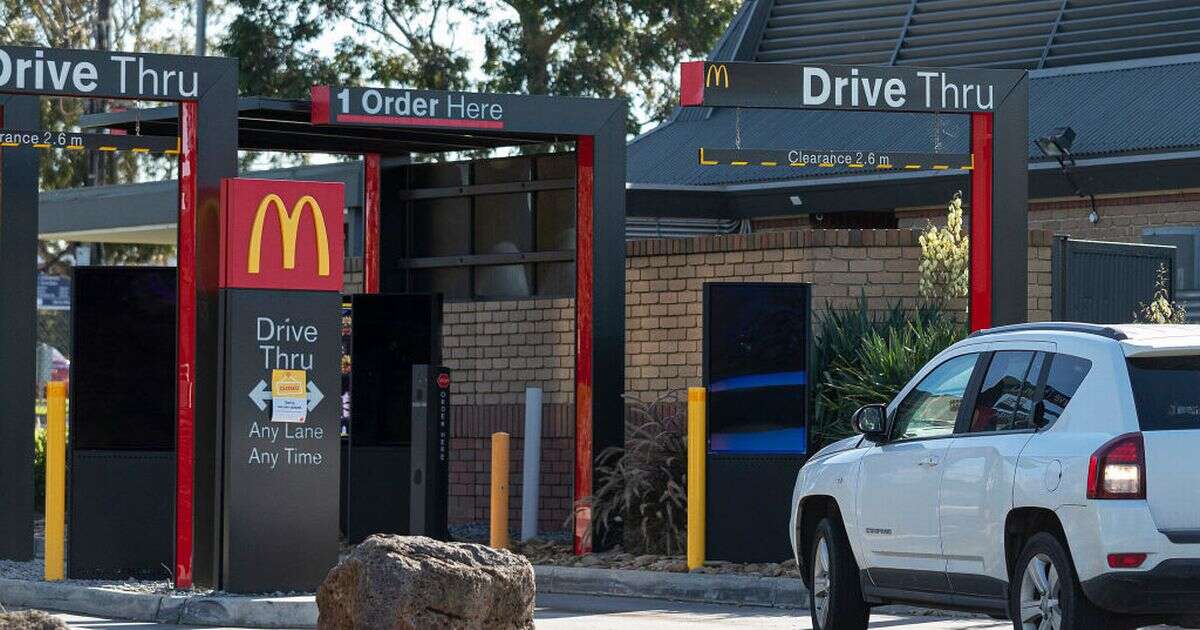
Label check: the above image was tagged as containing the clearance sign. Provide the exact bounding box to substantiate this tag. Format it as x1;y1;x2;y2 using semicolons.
219;178;345;292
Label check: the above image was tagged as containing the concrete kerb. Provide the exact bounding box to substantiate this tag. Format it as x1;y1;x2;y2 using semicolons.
533;566;809;609
0;578;318;628
1;567;807;627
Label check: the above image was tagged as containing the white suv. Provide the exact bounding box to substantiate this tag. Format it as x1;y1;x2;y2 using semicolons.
790;323;1200;630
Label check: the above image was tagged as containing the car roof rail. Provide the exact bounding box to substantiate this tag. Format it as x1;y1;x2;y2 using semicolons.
968;322;1128;340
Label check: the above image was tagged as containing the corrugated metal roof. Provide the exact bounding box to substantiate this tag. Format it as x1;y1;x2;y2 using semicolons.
754;0;1200;69
630;56;1200;187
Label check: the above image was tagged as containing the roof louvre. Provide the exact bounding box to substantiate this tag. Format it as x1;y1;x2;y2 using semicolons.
752;0;1200;68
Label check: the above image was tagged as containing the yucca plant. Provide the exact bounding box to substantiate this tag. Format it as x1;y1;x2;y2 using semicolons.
573;391;687;555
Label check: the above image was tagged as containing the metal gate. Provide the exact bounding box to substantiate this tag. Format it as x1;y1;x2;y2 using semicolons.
1051;236;1177;323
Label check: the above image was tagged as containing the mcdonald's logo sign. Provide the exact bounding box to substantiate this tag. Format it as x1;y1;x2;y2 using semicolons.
705;64;729;88
220;178;345;292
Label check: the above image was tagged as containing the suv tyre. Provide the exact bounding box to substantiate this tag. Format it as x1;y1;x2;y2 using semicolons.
810;516;869;630
1010;532;1123;630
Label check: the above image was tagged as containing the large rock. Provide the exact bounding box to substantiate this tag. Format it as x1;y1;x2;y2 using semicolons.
317;535;535;630
0;610;69;630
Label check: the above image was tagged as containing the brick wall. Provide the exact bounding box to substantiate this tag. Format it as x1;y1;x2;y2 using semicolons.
625;228;1051;399
898;190;1200;243
442;299;575;406
346;227;1055;533
448;404;575;534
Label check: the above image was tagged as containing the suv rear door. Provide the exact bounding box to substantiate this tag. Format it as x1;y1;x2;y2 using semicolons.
1124;353;1200;536
939;344;1053;594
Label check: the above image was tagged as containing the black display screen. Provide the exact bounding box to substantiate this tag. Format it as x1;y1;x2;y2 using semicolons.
349;293;442;446
704;283;810;454
71;267;176;451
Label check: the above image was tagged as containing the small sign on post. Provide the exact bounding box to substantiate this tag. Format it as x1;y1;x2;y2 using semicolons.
270;369;308;423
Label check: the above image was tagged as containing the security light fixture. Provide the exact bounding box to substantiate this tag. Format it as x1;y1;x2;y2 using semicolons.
1036;127;1075;158
1037;126;1098;224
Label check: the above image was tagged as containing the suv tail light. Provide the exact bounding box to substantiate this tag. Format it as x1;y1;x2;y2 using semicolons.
1087;433;1146;500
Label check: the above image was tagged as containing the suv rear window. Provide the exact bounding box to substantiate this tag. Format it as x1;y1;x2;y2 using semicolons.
1128;356;1200;431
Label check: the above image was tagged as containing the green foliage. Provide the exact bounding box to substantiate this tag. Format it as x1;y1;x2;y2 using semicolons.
220;0;362;98
812;298;966;447
477;0;741;131
34;427;47;512
1134;263;1187;324
219;0;740;132
576;392;686;555
3;0;193;268
918;192;970;303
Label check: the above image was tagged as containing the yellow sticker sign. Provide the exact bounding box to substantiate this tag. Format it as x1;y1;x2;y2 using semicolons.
271;369;308;423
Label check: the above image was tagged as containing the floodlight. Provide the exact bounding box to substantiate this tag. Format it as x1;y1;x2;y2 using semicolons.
1036;127;1076;159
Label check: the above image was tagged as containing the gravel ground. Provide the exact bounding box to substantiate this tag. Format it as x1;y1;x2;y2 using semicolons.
6;519;793;599
0;519;215;596
448;521;800;578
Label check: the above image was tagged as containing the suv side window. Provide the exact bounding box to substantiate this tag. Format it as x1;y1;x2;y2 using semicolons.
968;351;1043;432
1042;353;1091;425
891;353;979;440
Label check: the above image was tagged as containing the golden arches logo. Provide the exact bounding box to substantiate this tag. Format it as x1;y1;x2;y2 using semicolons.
705;64;729;88
247;193;331;277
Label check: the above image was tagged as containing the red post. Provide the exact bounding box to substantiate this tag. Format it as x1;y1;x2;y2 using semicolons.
969;113;994;332
363;153;381;294
175;101;198;589
573;136;595;555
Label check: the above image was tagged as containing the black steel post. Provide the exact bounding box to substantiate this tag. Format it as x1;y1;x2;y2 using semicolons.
590;107;627;550
0;95;40;560
991;75;1030;325
190;60;239;588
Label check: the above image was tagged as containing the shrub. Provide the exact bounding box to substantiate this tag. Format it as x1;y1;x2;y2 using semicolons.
1133;263;1187;324
575;391;687;555
918;192;970;303
812;298;966;447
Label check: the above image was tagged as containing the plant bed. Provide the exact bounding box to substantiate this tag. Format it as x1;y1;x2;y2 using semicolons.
511;539;801;578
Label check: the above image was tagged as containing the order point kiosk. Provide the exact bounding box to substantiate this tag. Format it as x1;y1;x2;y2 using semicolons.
703;282;812;563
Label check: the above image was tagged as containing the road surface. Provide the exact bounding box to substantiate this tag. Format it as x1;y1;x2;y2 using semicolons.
48;595;1019;629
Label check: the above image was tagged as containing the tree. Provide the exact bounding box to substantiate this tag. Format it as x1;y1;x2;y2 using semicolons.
219;0;361;98
219;0;740;131
0;0;194;269
318;0;477;91
476;0;740;131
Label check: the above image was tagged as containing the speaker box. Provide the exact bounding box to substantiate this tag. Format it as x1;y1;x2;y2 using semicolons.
409;365;451;539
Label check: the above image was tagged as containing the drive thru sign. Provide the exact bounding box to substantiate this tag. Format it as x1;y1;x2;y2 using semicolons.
217;177;344;592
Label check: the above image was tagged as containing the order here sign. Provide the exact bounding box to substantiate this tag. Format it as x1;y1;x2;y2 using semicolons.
219;178;345;292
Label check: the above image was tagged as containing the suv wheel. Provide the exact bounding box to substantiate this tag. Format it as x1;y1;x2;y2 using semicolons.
1010;532;1118;630
810;517;869;630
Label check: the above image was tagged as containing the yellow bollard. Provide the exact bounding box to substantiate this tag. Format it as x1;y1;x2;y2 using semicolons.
687;387;706;571
45;381;67;581
490;432;511;549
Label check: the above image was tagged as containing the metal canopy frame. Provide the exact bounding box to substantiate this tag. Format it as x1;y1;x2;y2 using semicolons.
0;47;239;591
87;87;628;556
678;60;1029;329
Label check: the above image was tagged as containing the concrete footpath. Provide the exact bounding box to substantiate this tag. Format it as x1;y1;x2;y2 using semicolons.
0;566;808;628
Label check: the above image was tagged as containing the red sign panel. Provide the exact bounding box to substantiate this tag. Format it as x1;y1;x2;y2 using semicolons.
220;178;345;292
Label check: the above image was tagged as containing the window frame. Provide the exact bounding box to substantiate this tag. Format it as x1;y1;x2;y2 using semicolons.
949;350;1094;438
885;352;986;444
397;153;577;301
955;350;1049;437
